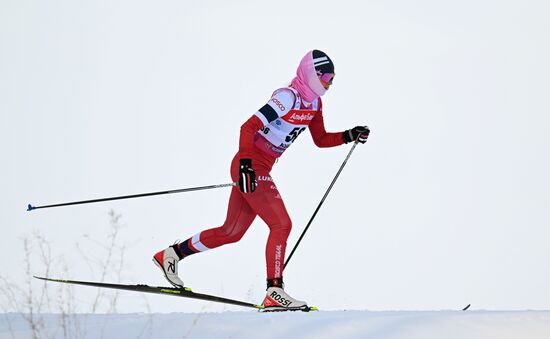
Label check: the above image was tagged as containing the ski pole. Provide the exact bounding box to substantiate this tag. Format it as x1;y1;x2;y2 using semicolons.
284;141;360;270
27;182;237;211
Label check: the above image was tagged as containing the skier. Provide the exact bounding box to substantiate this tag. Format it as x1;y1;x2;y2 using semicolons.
153;50;370;310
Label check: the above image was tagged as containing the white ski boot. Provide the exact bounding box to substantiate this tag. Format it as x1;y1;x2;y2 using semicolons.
153;245;184;289
261;278;308;311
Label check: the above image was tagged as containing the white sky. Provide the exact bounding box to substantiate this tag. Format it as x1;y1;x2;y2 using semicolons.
1;0;549;313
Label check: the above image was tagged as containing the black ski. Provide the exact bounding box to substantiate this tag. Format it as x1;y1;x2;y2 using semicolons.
34;276;262;310
34;276;317;312
260;306;317;312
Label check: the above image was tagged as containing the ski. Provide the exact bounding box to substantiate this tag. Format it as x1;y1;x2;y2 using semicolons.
261;306;318;313
34;276;262;310
33;276;317;312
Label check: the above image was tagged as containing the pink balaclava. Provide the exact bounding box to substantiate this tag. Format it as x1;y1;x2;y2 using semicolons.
291;50;335;104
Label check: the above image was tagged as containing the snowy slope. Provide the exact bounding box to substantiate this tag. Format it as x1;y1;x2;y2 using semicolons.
2;310;549;339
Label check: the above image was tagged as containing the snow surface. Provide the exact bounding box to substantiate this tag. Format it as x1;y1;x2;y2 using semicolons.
1;310;549;339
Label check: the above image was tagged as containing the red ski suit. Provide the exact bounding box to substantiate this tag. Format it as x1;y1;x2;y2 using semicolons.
179;88;344;279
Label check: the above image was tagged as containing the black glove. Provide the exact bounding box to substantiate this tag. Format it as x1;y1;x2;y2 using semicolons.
238;158;257;193
343;126;370;144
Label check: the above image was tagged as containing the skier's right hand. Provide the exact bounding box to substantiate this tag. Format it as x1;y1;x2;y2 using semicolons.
343;126;370;144
238;158;257;193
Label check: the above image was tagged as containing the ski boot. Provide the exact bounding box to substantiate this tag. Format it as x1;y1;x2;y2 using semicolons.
261;278;309;312
153;244;184;289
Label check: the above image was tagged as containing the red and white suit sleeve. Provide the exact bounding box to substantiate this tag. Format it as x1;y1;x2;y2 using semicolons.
308;101;345;148
239;115;263;158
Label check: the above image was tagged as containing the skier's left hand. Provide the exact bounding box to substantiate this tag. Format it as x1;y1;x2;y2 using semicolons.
238;158;257;193
343;126;370;144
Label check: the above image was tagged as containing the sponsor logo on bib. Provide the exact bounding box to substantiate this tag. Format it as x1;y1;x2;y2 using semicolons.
282;110;316;124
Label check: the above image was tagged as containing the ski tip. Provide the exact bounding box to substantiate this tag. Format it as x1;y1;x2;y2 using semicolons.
309;307;319;312
462;304;471;311
27;204;35;212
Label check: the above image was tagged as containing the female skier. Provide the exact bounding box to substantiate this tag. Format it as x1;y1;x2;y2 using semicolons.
153;50;370;310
